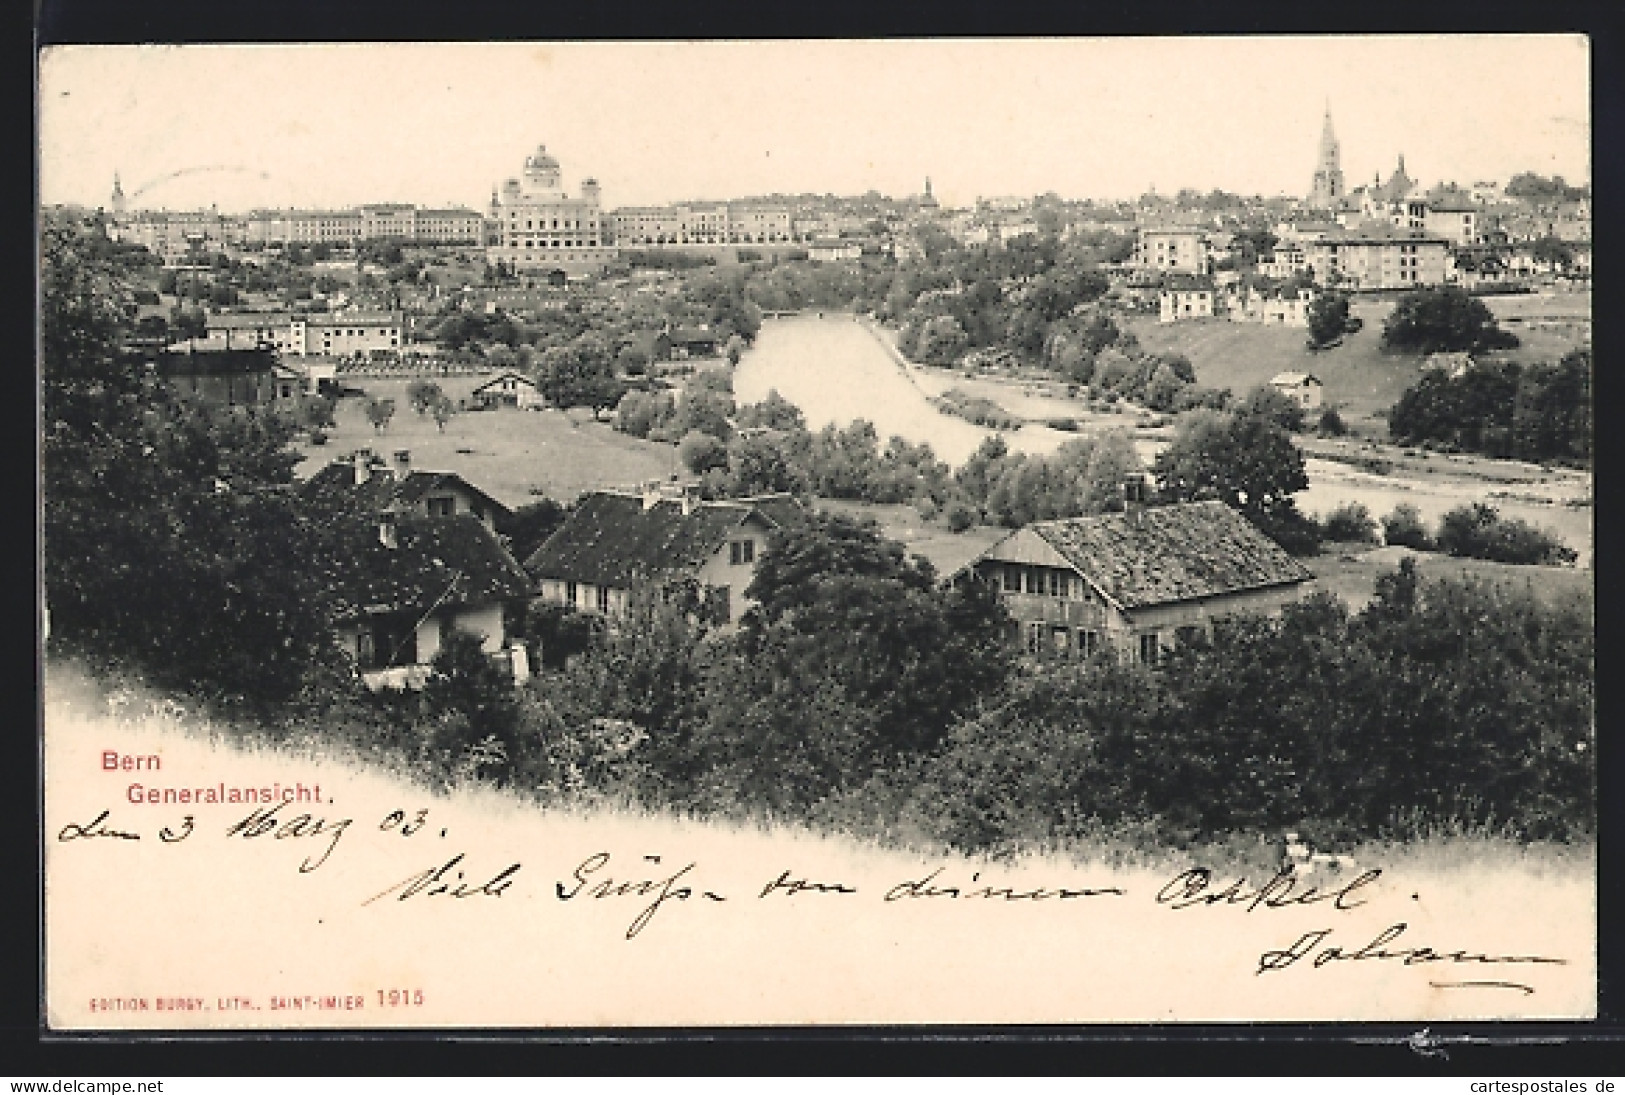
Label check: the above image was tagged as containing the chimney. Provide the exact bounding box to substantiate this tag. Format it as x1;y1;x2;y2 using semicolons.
641;481;662;511
351;449;370;486
394;449;411;473
1124;475;1148;528
378;511;398;549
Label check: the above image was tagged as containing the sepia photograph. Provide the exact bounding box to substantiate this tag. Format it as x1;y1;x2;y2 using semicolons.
37;36;1595;1029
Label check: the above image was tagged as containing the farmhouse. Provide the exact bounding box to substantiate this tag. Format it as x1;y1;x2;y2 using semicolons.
299;452;528;689
299;450;512;529
1269;372;1324;411
326;512;532;691
524;484;804;627
471;371;546;410
136;346;284;407
961;500;1314;664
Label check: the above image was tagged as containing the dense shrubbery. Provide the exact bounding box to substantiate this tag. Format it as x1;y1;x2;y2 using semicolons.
1434;503;1578;566
930;388;1023;430
1320;501;1380;544
1381;503;1433;551
1388;351;1591;465
872;570;1594;848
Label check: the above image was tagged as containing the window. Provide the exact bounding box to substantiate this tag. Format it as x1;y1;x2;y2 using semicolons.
1077;630;1100;659
729;540;755;566
714;586;731;624
427;497;455;517
565;581;577;606
1051;626;1071;654
1138;632;1161;666
1025;622;1045;655
597;586;611;613
1002;566;1021;593
1048;570;1063;597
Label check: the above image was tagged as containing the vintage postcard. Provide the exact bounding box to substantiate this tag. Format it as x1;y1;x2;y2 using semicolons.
38;37;1594;1029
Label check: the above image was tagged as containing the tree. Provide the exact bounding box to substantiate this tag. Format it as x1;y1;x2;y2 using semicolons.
408;380;444;416
1307;291;1351;348
535;340;624;411
735;389;806;432
679;430;730;475
366;397;396;433
1153;408;1309;527
421;629;522;784
1381;286;1520;355
42;211;347;709
1381;503;1433;551
1237;384;1307;433
431;395;455;432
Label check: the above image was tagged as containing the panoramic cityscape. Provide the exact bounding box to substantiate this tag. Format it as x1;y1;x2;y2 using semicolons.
39;39;1595;1026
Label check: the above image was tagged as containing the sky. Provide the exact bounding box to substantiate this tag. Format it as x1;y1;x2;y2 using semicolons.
38;37;1590;214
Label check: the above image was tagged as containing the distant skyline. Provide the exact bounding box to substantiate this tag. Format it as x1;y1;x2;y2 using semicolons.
39;37;1589;214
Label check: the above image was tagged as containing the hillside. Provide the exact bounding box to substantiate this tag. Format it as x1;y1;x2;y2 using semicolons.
1126;300;1587;435
1124;311;1415;432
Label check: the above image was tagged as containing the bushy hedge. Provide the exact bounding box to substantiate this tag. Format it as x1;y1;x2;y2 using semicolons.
1436;502;1578;565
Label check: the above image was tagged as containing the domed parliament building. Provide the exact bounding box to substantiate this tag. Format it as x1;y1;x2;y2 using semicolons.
486;145;616;274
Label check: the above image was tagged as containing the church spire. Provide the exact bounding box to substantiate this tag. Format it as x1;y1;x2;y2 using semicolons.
1308;104;1345;208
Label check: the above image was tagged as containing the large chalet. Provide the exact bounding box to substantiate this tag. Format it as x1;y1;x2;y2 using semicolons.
299;450;530;689
961;500;1315;664
523;484;804;627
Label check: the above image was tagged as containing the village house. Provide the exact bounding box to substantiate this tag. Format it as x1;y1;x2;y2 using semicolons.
1135;226;1211;274
1158;285;1215;322
1303;229;1451;290
807;238;863;262
300;449;512;529
524;484;805;628
131;345;292;408
1228;287;1316;327
666;326;720;359
960;498;1314;665
298;452;528;689
1269;371;1324;411
471;370;546;410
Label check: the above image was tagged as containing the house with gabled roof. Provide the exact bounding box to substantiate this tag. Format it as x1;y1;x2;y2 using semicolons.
523;484;805;627
471;370;546;410
958;499;1314;664
299;450;512;529
326;512;533;691
1269;371;1324;410
298;453;530;687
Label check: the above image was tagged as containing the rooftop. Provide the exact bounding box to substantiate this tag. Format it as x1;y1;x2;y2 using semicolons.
986;501;1313;611
524;490;804;588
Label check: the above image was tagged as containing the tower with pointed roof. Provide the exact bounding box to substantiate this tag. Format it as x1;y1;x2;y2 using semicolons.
109;172;127;216
1308;106;1345;209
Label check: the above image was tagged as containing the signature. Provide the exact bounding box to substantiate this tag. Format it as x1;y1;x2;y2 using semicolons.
1257;922;1567;992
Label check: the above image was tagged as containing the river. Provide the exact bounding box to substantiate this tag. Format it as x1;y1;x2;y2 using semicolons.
734;315;1591;562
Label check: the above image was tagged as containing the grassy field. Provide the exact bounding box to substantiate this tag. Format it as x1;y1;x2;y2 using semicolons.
1125;300;1587;434
1308;543;1593;612
294;376;677;507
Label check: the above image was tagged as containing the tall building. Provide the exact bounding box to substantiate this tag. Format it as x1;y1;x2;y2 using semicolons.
1308;106;1345;209
485;144;615;274
109;172;126;216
